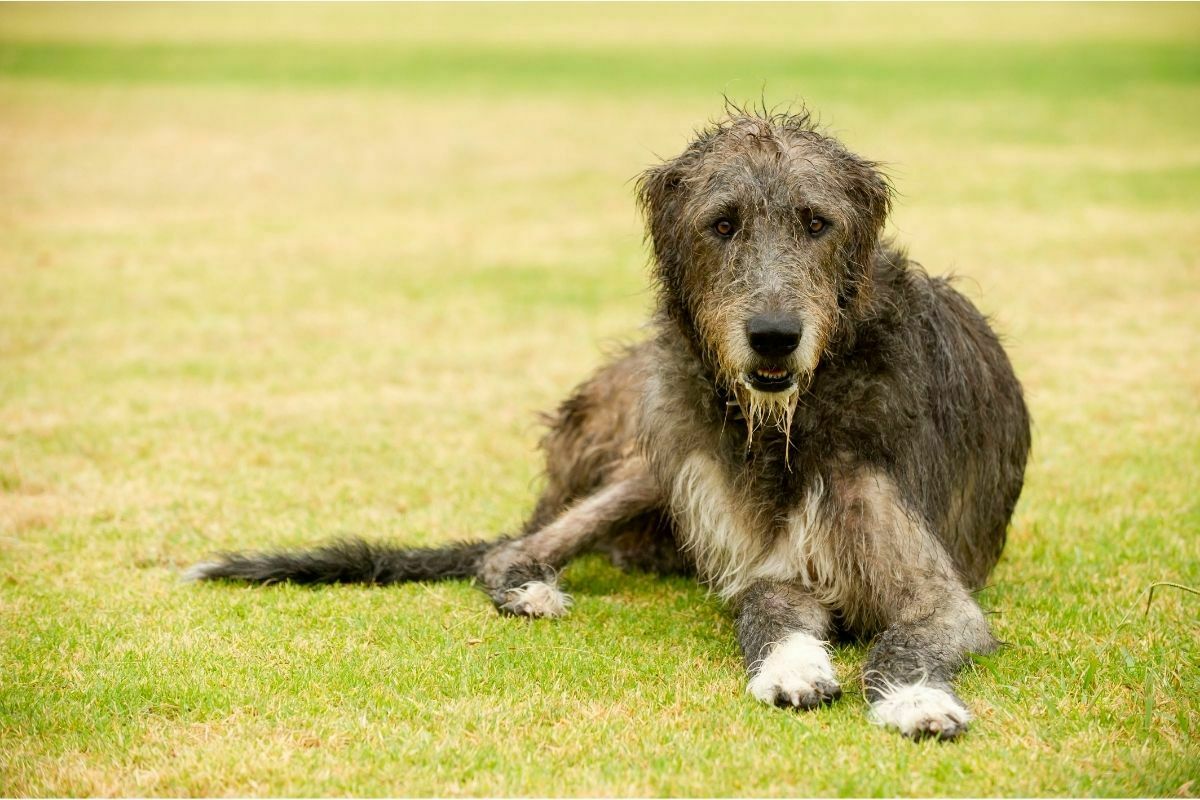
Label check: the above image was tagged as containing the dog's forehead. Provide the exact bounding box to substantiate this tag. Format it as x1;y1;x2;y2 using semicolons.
696;132;848;209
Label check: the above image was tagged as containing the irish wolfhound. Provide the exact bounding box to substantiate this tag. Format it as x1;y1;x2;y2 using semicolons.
189;108;1031;740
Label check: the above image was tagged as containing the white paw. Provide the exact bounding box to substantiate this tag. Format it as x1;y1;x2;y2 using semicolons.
869;683;972;739
499;581;572;619
747;632;842;710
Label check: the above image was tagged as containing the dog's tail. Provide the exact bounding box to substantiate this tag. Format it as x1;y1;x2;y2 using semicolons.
183;537;498;586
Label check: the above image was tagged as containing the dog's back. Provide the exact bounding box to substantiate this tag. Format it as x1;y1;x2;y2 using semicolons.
870;252;1031;587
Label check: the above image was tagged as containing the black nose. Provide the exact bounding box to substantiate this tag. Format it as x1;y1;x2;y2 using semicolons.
746;313;802;358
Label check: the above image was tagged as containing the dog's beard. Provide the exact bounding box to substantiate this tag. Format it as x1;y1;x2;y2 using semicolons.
706;314;826;460
733;378;804;462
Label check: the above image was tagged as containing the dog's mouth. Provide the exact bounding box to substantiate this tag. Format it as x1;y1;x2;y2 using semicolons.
743;366;796;393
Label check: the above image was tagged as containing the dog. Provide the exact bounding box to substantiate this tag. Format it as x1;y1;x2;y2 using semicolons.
188;108;1031;741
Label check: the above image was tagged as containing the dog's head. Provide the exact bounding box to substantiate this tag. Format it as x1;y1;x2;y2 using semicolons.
638;109;891;423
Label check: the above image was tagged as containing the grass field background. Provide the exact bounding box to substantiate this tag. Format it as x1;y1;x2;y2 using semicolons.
1;3;1198;796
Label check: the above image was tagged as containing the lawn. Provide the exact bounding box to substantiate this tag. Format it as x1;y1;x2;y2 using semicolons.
1;3;1197;796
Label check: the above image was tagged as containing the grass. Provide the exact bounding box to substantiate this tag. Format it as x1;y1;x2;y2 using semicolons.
1;3;1198;796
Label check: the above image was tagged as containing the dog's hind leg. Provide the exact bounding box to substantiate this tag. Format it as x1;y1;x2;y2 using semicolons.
736;580;841;710
477;466;660;618
599;510;692;576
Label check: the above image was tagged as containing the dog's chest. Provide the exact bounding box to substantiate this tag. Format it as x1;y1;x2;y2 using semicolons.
669;452;838;602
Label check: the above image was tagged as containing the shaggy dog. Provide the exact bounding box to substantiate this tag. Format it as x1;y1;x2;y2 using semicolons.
189;108;1031;740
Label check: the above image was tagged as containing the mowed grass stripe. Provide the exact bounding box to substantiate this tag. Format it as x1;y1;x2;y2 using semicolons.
1;40;1198;97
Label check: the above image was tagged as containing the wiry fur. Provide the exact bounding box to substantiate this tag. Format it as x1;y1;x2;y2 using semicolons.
189;105;1031;740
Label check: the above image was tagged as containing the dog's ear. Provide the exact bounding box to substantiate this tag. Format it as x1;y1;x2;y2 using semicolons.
636;157;691;285
840;161;893;317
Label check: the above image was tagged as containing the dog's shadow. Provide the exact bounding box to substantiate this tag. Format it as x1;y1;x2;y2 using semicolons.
559;553;733;636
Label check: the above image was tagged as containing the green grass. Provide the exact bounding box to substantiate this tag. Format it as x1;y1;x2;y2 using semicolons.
1;40;1196;101
1;3;1198;796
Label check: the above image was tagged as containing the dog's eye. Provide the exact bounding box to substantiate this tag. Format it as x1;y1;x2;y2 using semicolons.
808;217;828;237
713;218;736;238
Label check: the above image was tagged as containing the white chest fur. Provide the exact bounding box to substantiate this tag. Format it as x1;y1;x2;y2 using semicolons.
670;453;836;602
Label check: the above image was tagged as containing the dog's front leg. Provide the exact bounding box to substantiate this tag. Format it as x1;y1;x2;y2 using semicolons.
477;468;659;618
862;581;994;740
736;580;841;710
827;463;997;739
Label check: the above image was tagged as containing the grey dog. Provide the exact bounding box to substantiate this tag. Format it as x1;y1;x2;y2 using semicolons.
189;108;1031;740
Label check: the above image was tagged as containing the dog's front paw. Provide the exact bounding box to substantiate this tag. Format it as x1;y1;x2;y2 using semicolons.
498;580;572;619
747;632;842;710
869;683;972;740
